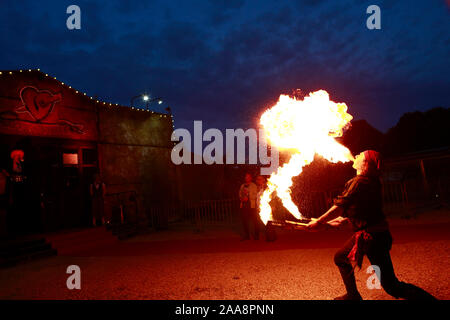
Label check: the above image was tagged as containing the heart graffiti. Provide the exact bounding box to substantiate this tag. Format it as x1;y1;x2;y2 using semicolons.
19;86;62;121
2;86;86;134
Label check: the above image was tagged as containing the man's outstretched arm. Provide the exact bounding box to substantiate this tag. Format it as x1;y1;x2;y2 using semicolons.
307;205;344;230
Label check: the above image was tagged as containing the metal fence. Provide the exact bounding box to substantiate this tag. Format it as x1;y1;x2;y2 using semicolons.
146;199;240;229
146;183;412;229
304;182;411;217
188;199;239;225
382;181;409;214
143;177;446;230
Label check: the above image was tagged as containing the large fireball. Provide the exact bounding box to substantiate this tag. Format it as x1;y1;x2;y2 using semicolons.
259;90;354;224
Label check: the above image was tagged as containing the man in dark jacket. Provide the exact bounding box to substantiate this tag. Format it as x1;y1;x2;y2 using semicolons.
307;150;436;300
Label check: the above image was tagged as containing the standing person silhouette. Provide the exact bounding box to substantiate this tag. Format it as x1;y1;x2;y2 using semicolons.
239;173;258;240
307;150;436;300
90;173;106;227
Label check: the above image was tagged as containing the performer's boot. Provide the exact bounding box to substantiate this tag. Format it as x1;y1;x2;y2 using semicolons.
336;266;362;300
384;281;437;300
334;293;363;300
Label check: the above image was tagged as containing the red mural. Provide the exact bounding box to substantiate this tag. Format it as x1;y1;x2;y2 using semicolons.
0;85;85;134
18;86;61;121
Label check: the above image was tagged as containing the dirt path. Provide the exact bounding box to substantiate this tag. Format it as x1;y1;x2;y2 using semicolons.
0;222;449;300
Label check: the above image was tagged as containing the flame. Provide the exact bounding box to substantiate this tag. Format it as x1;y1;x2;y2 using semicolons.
259;90;354;224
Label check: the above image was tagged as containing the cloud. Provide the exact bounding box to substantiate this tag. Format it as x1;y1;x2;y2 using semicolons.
0;0;449;132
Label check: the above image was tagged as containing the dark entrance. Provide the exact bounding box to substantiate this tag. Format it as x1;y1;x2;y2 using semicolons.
0;134;98;235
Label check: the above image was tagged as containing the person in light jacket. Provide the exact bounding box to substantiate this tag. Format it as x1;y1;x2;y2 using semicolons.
239;173;260;240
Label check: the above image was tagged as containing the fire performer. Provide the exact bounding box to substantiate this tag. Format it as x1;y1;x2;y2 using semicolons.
307;150;436;300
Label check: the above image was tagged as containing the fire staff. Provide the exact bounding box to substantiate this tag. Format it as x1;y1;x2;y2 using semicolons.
307;150;436;300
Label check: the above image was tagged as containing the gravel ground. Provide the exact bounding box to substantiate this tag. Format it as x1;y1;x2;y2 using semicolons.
0;218;449;300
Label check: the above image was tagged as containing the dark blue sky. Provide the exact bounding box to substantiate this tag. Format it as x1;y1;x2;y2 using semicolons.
1;0;449;132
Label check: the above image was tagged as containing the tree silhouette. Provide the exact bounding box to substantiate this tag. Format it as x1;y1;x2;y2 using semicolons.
339;120;384;155
383;107;450;156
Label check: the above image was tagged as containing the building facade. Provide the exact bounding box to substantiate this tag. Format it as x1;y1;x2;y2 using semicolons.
0;69;177;235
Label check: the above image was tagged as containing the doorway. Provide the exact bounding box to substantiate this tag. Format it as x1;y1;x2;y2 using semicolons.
0;135;98;234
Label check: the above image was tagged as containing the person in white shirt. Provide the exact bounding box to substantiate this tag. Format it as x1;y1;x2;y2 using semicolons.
239;173;259;240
